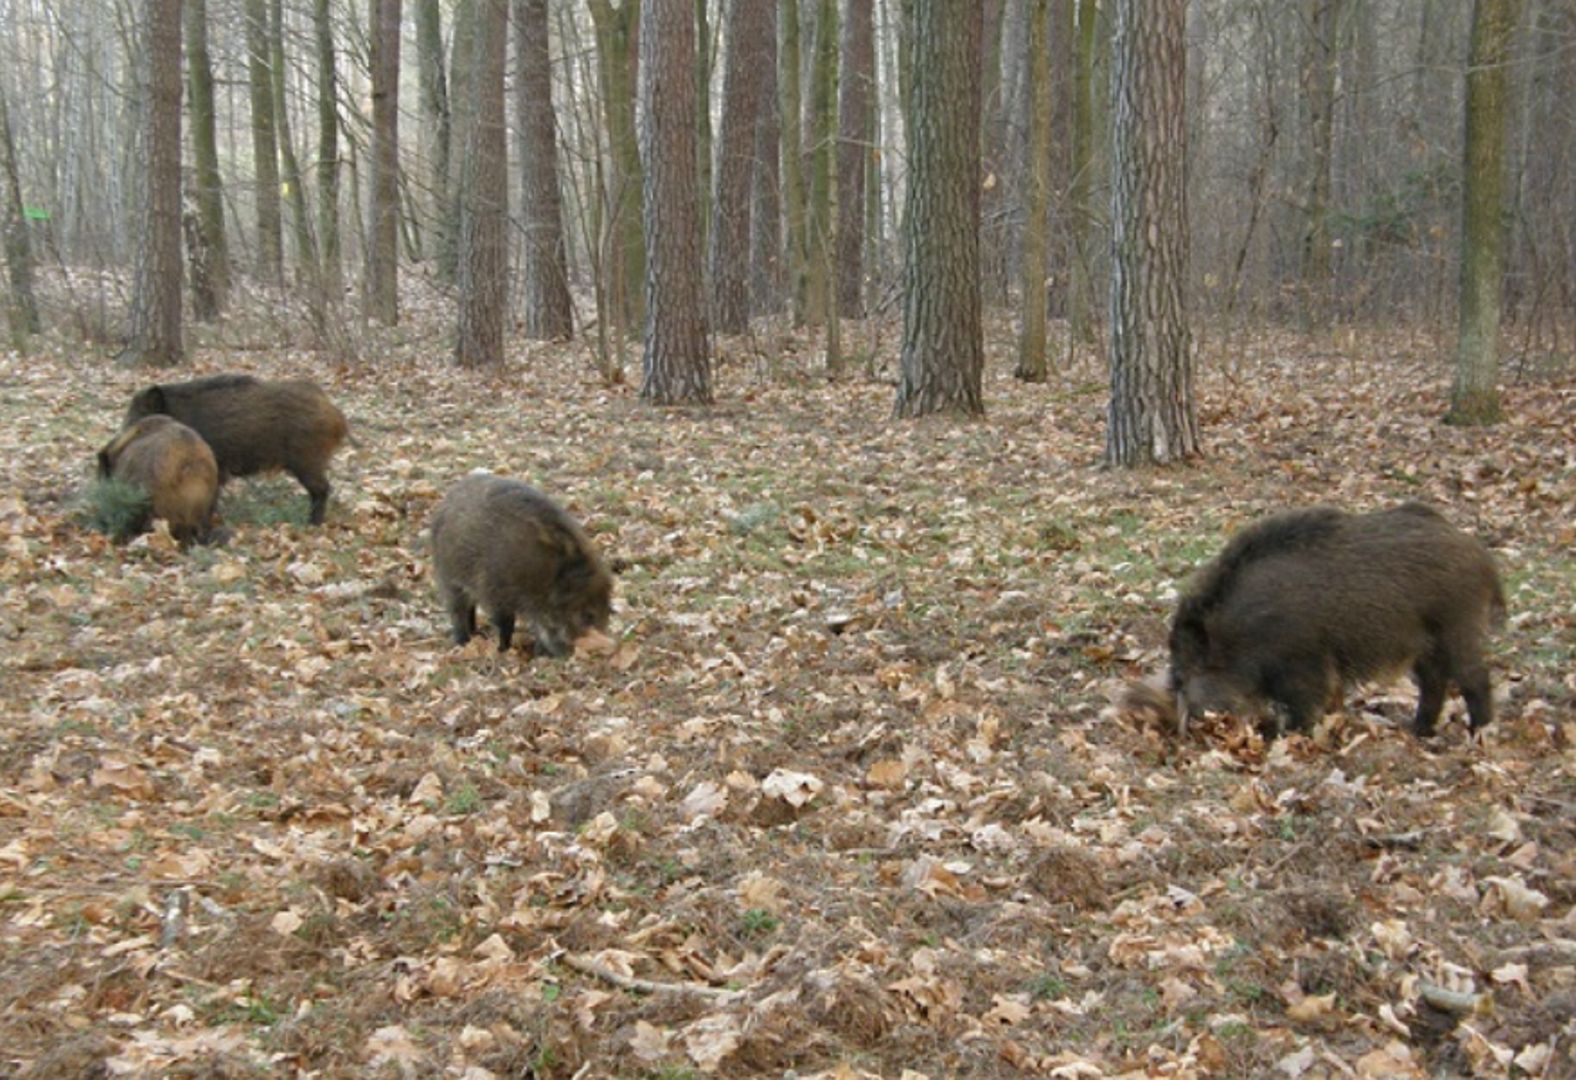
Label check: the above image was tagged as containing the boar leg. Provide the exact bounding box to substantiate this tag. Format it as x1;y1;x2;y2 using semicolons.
494;611;516;652
1411;650;1450;736
1265;661;1328;734
291;467;332;524
446;590;477;646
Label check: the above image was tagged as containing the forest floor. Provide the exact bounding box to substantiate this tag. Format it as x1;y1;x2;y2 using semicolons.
0;298;1573;1079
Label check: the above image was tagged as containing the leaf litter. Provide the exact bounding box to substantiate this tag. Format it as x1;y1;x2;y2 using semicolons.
0;319;1572;1078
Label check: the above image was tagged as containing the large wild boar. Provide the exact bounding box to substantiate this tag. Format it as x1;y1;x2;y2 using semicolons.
1169;503;1504;738
97;415;220;545
430;474;613;655
125;374;348;524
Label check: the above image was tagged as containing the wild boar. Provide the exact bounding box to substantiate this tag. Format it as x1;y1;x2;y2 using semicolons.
1169;503;1504;738
125;373;348;524
430;474;613;655
96;415;219;545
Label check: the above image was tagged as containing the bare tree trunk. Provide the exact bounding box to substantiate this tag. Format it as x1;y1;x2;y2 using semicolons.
749;0;783;316
978;0;1008;307
589;0;646;331
806;0;837;363
1015;0;1050;382
0;82;41;342
124;0;184;367
710;0;775;334
1106;0;1198;465
893;0;983;418
246;0;282;285
184;0;228;320
780;0;807;324
1298;0;1341;324
836;0;873;318
367;0;402;324
1449;0;1521;425
1068;0;1097;344
270;0;319;304
415;0;452;274
639;0;712;403
315;0;341;297
695;0;712;255
516;0;574;339
456;0;508;365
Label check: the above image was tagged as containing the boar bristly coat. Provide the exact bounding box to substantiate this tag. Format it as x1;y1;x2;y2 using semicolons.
97;415;220;545
1169;503;1504;737
430;475;613;656
125;373;348;524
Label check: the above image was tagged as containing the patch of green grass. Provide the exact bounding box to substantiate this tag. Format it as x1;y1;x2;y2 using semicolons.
1028;973;1067;1000
77;477;150;541
445;783;482;816
221;477;311;527
739;908;779;936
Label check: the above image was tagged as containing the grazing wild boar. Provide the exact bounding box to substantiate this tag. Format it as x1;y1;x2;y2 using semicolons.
1169;503;1504;738
125;373;349;524
430;474;613;656
97;415;220;545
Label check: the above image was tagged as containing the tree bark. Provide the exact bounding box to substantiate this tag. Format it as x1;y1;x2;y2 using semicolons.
1068;0;1097;344
893;0;983;418
315;0;341;297
415;0;451;275
836;0;873;318
516;0;574;339
589;0;646;331
1105;0;1199;465
246;0;282;285
710;0;775;334
367;0;402;324
1298;0;1341;322
805;0;837;356
270;0;318;301
456;0;508;365
0;80;41;341
639;0;712;403
780;0;807;324
748;0;783;316
124;0;184;366
1015;0;1050;382
183;0;227;320
1449;0;1521;425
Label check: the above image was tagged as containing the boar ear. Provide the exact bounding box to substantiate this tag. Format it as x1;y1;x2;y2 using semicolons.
138;386;167;413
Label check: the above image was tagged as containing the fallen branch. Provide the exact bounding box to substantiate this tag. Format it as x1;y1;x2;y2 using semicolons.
1419;982;1483;1015
559;952;743;1002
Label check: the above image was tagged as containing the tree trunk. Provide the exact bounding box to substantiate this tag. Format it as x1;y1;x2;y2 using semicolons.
1015;0;1050;382
710;0;775;334
456;0;508;366
315;0;341;297
695;0;712;255
444;0;478;283
978;0;1008;307
367;0;402;324
780;0;807;324
893;0;983;418
589;0;646;331
415;0;451;276
1298;0;1341;322
124;0;184;367
246;0;282;285
1449;0;1521;425
748;0;783;316
836;0;873;318
515;0;574;339
805;0;837;354
639;0;712;403
183;0;227;320
0;81;41;342
1105;0;1198;466
270;0;319;301
1068;0;1097;344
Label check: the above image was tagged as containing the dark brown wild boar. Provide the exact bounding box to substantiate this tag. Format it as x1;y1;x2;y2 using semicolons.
125;373;348;524
1169;503;1504;738
430;474;613;656
97;415;220;545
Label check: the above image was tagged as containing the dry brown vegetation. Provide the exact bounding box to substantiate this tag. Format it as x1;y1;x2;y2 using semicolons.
1;312;1572;1078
